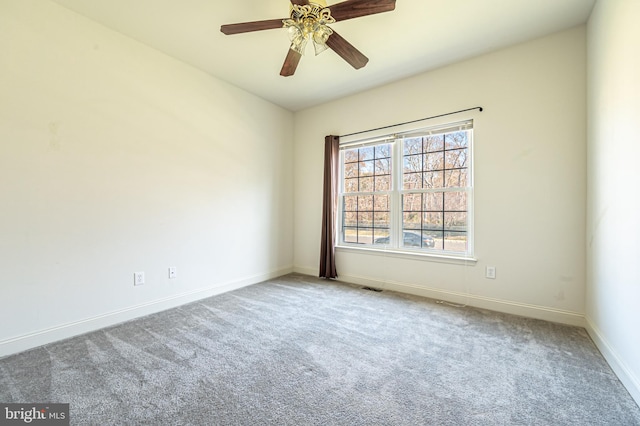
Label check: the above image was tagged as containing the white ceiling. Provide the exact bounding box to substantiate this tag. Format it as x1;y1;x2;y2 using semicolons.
50;0;595;111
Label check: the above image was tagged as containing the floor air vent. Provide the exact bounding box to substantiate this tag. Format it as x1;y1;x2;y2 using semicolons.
362;287;383;292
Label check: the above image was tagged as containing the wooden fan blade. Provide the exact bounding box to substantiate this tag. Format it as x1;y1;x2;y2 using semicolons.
280;49;302;77
329;0;396;22
290;0;309;5
326;31;369;70
221;18;285;35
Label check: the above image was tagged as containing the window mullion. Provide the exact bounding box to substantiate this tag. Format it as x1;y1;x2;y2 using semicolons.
392;138;402;248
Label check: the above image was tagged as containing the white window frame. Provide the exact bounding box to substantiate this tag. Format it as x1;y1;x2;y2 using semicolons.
336;119;475;262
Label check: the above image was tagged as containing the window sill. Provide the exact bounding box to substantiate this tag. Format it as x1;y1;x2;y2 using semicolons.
335;245;477;265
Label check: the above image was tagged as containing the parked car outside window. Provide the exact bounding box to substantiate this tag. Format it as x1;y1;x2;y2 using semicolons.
374;231;435;248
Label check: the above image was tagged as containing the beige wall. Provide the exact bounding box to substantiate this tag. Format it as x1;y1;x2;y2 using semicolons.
0;0;294;356
586;0;640;405
294;27;587;325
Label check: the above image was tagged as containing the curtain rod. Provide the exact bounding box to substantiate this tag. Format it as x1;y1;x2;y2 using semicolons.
339;106;483;138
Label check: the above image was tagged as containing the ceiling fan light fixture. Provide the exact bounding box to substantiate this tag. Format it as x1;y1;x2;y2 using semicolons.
283;3;335;56
312;24;333;55
287;25;308;54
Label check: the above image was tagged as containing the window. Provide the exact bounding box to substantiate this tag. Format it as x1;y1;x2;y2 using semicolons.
338;120;473;257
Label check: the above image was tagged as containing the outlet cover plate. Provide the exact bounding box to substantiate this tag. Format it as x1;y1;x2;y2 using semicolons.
169;267;177;279
134;272;145;286
486;266;496;279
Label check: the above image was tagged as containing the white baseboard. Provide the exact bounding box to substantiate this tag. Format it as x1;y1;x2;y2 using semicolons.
0;267;293;359
585;317;640;407
294;266;317;277
293;266;585;327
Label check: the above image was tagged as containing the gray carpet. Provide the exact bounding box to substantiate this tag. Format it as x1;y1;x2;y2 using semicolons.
1;273;639;425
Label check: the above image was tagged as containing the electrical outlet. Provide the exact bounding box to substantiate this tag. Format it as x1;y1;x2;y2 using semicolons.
168;267;177;279
486;266;496;279
134;272;145;286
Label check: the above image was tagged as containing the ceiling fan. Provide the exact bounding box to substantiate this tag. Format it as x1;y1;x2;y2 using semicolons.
220;0;396;77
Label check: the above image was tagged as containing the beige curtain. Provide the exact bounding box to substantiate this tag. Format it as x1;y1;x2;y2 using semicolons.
319;135;340;279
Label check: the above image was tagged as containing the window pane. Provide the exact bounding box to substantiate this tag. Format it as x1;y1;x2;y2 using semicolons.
423;212;443;230
374;212;390;229
403;173;422;190
343;212;357;227
403;193;423;212
359;177;374;192
373;229;391;245
375;158;391;174
424;192;444;211
359;160;374;177
373;195;389;211
344;163;358;178
375;175;390;191
444;212;467;232
359;146;374;161
400;231;438;249
344;195;358;212
445;149;468;169
358;212;373;227
444;169;468;188
444;231;467;252
402;231;420;247
403;212;421;230
427;231;444;250
358;195;373;211
424;152;444;171
444;192;467;211
424;135;444;152
421;231;436;249
345;178;358;193
403;155;422;173
344;149;358;163
445;131;468;150
376;144;391;158
423;171;444;188
403;138;422;155
357;229;373;245
343;227;358;243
